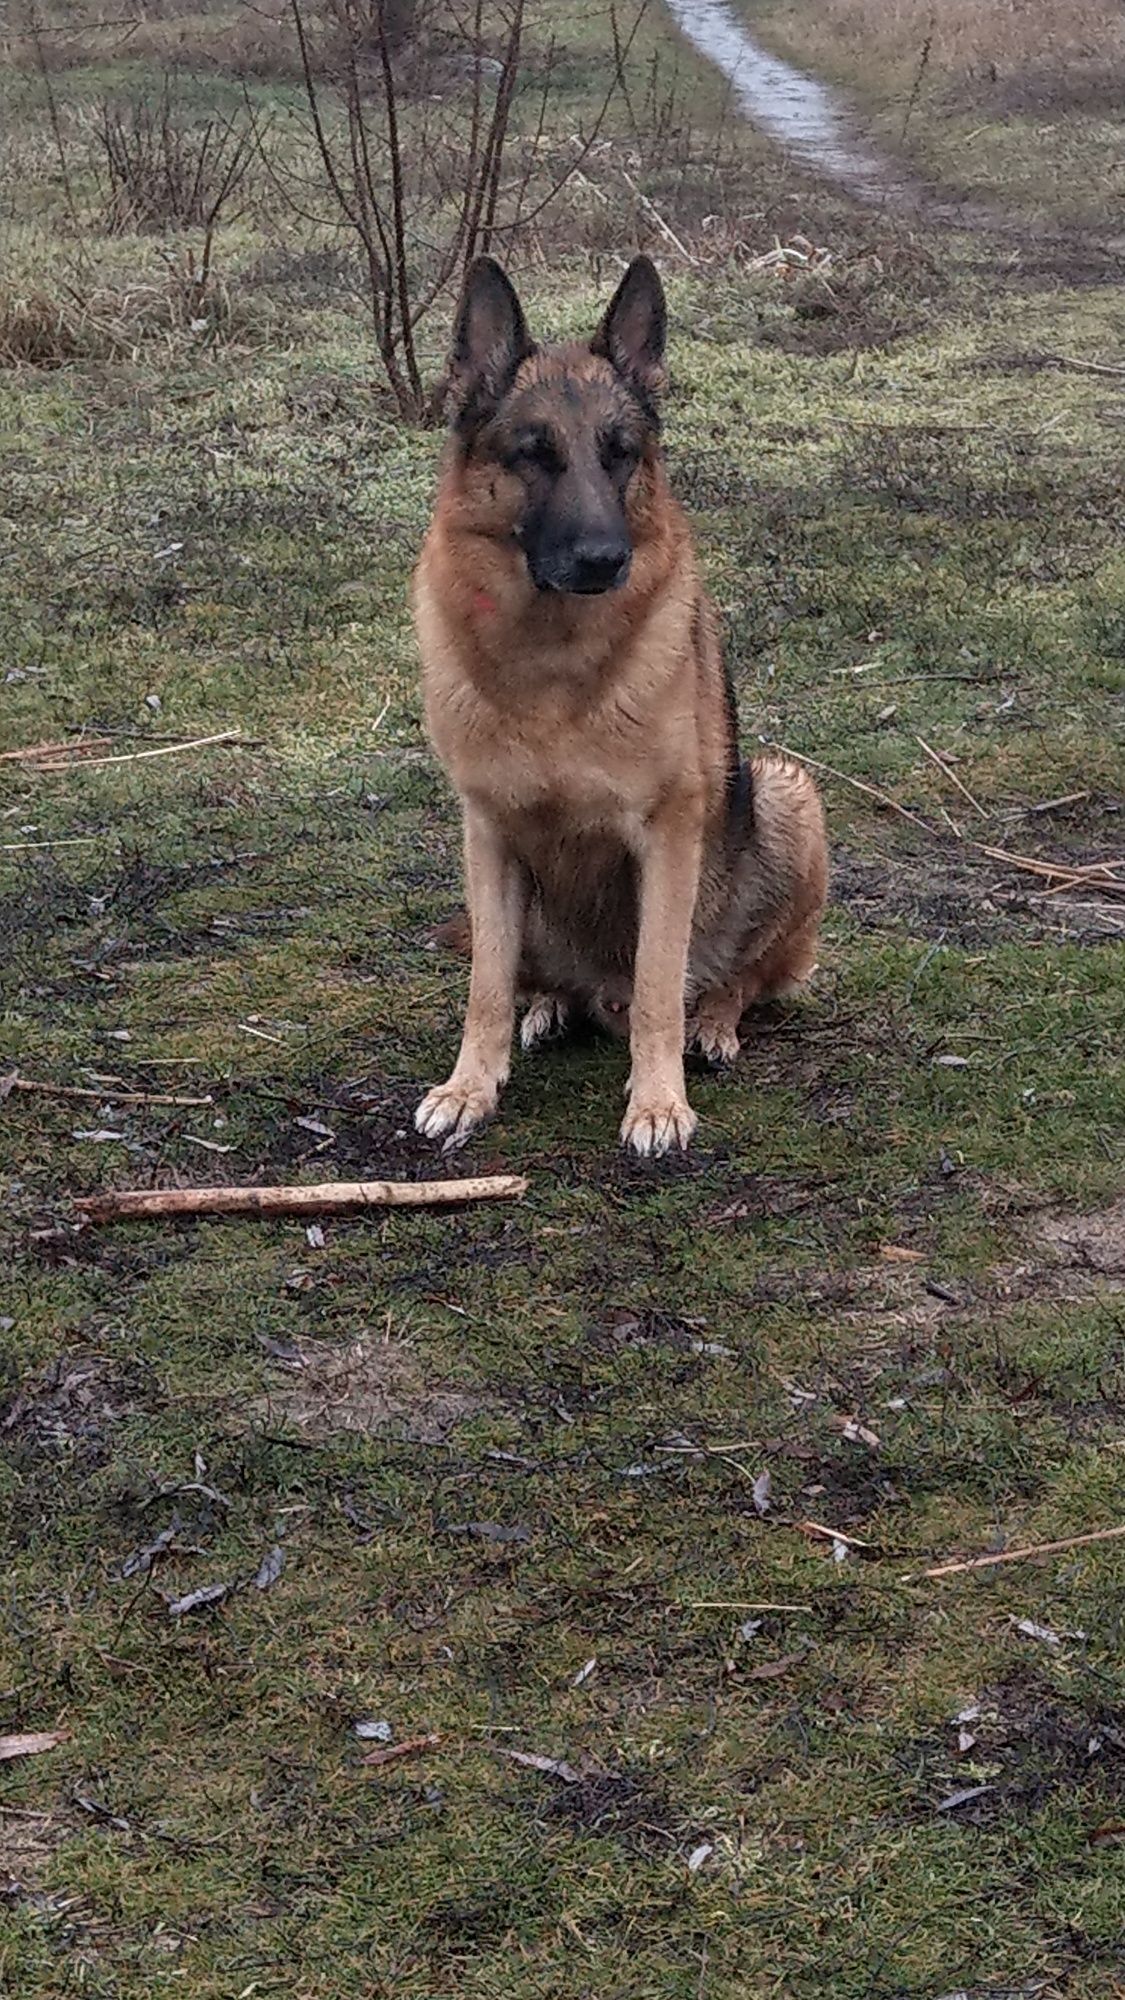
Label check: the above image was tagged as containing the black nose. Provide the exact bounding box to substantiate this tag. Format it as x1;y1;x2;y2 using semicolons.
568;540;631;595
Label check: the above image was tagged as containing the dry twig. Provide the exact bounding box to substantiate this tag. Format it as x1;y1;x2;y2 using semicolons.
912;1523;1125;1581
362;1732;441;1769
31;730;247;773
5;1076;212;1109
915;734;986;818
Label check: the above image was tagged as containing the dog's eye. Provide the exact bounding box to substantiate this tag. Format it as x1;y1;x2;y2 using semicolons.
601;433;639;473
506;434;563;475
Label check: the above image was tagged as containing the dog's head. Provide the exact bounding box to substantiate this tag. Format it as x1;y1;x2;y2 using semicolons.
445;255;666;598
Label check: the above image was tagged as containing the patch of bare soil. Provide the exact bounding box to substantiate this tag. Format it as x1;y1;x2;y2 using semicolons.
731;1192;1125;1336
832;842;1124;945
533;1764;683;1858
907;1668;1125;1827
1;1354;134;1466
1039;1197;1125;1277
256;1335;486;1442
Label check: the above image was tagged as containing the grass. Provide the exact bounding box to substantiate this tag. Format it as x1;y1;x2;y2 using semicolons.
738;0;1125;230
2;5;1125;1997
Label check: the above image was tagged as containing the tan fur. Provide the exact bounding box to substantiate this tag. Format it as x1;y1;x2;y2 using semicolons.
413;274;827;1156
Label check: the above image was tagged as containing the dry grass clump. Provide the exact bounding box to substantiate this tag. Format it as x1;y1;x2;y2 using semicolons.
98;77;255;233
0;254;235;369
789;0;1125;77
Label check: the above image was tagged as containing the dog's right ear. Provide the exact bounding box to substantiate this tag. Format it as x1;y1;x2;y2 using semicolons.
448;258;535;433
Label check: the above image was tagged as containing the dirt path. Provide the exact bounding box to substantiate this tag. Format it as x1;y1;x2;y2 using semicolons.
664;0;915;206
663;0;1124;253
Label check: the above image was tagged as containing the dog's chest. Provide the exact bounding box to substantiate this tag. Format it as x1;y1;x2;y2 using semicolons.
449;690;647;836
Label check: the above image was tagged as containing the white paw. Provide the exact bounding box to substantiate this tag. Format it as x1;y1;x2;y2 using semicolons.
520;992;572;1052
620;1091;697;1157
685;1013;740;1066
414;1077;499;1151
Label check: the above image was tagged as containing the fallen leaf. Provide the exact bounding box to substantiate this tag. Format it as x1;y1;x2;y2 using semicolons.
167;1578;237;1617
738;1617;763;1642
841;1417;881;1450
1089;1822;1125;1844
295;1116;334;1139
687;1841;713;1873
572;1657;597;1688
253;1545;284;1592
0;1730;69;1762
933;1054;970;1068
120;1522;179;1579
258;1335;305;1369
1013;1617;1086;1647
73;1791;131;1832
305;1223;326;1249
497;1747;582;1784
879;1244;924;1263
957;1729;978;1754
745;1648;809;1682
752;1470;772;1516
353;1719;393;1742
936;1783;994;1813
446;1521;530;1545
362;1732;440;1769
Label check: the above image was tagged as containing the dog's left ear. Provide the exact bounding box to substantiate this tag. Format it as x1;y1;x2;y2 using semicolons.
448;257;535;432
590;256;666;402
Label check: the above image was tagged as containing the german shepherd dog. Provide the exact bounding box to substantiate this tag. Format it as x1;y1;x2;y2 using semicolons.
413;255;827;1156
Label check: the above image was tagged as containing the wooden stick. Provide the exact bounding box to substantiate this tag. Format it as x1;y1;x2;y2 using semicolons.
6;1077;212;1109
0;835;104;853
973;844;1125;894
361;1732;441;1769
798;1520;872;1548
975;842;1121;881
0;736;111;762
75;1174;529;1222
1042;351;1125;379
913;1523;1125;1581
688;1600;813;1612
32;730;247;773
915;734;987;819
1003;791;1090;820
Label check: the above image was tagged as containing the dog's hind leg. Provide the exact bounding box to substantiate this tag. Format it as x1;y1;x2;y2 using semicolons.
690;754;828;1062
519;991;573;1050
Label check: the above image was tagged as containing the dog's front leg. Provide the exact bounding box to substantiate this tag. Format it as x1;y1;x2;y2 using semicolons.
415;803;525;1148
621;805;701;1157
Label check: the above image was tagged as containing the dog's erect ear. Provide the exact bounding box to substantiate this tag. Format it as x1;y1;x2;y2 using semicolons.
448;257;535;431
590;255;666;405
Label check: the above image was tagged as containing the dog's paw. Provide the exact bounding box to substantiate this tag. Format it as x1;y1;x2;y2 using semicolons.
520;992;572;1053
685;1012;740;1067
414;1077;498;1151
620;1090;697;1158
